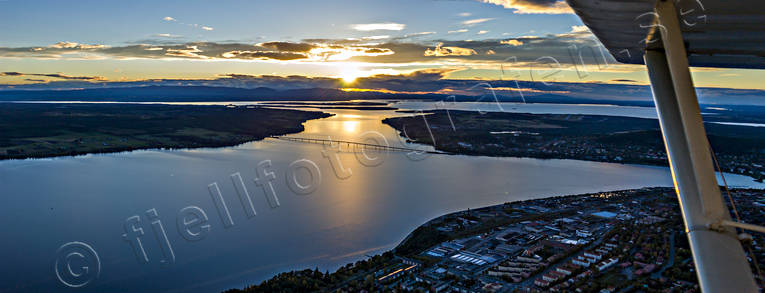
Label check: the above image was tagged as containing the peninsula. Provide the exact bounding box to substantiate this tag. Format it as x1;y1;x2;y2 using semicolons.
383;110;765;181
0;103;331;160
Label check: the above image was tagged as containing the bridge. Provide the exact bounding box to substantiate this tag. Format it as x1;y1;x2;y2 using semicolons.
270;135;444;154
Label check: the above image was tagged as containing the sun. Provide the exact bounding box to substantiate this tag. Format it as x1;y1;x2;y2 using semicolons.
341;73;357;83
339;66;361;84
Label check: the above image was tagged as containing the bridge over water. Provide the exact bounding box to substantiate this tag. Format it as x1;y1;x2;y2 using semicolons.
270;136;445;154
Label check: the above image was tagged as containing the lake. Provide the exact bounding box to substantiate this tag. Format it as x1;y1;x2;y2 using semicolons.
0;102;761;292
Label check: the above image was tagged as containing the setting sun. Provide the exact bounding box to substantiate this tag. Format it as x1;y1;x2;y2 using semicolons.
341;74;357;83
339;67;361;83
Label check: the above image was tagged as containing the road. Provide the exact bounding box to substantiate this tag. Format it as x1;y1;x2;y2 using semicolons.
652;232;676;279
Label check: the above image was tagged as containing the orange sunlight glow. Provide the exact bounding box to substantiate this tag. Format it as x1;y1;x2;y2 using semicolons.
340;69;360;83
335;66;404;84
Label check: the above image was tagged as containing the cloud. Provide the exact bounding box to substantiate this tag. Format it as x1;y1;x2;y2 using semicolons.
448;29;469;34
3;67;763;106
49;42;80;49
187;23;214;31
458;12;472;17
462;18;495;25
610;79;639;83
0;71;103;80
258;41;316;52
478;0;573;14
351;23;406;31
165;45;208;59
500;39;523;46
206;41;394;62
325;68;468;93
163;16;214;32
477;30;489;35
363;48;391;54
222;51;308;61
49;42;107;49
361;35;390;40
308;45;395;61
0;29;609;67
570;25;589;33
155;33;183;38
424;43;477;57
35;73;104;80
404;31;436;38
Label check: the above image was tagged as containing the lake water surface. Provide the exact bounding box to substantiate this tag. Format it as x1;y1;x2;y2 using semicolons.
1;102;761;292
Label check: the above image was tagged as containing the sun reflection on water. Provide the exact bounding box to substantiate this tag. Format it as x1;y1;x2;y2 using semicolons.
342;120;360;133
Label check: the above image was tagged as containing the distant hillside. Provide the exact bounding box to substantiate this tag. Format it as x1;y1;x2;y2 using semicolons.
0;85;660;106
0;86;440;102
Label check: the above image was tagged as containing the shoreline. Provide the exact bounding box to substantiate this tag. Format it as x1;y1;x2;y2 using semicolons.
231;186;764;292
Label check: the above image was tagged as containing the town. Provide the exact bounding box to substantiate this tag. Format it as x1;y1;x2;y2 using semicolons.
228;187;765;292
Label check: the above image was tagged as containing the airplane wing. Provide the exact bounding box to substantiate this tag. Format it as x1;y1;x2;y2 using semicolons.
568;0;765;69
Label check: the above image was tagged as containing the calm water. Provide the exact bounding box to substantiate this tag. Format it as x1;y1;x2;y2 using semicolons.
1;104;761;292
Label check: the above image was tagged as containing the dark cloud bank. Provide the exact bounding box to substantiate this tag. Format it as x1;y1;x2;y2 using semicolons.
0;69;763;106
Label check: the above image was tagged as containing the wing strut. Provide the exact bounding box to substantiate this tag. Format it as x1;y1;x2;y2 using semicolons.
644;1;757;291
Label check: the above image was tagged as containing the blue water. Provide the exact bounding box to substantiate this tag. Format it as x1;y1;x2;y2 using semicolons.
0;104;760;292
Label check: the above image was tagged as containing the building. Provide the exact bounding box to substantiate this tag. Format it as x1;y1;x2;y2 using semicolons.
534;279;551;288
584;251;603;261
576;229;593;238
597;258;619;271
556;266;574;276
481;283;503;293
573;256;591;267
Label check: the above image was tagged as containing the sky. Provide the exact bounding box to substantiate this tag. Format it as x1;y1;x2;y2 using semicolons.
1;0;765;91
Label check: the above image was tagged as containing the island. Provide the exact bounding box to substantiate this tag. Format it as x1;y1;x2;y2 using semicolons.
382;110;765;181
224;187;765;292
0;103;331;160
